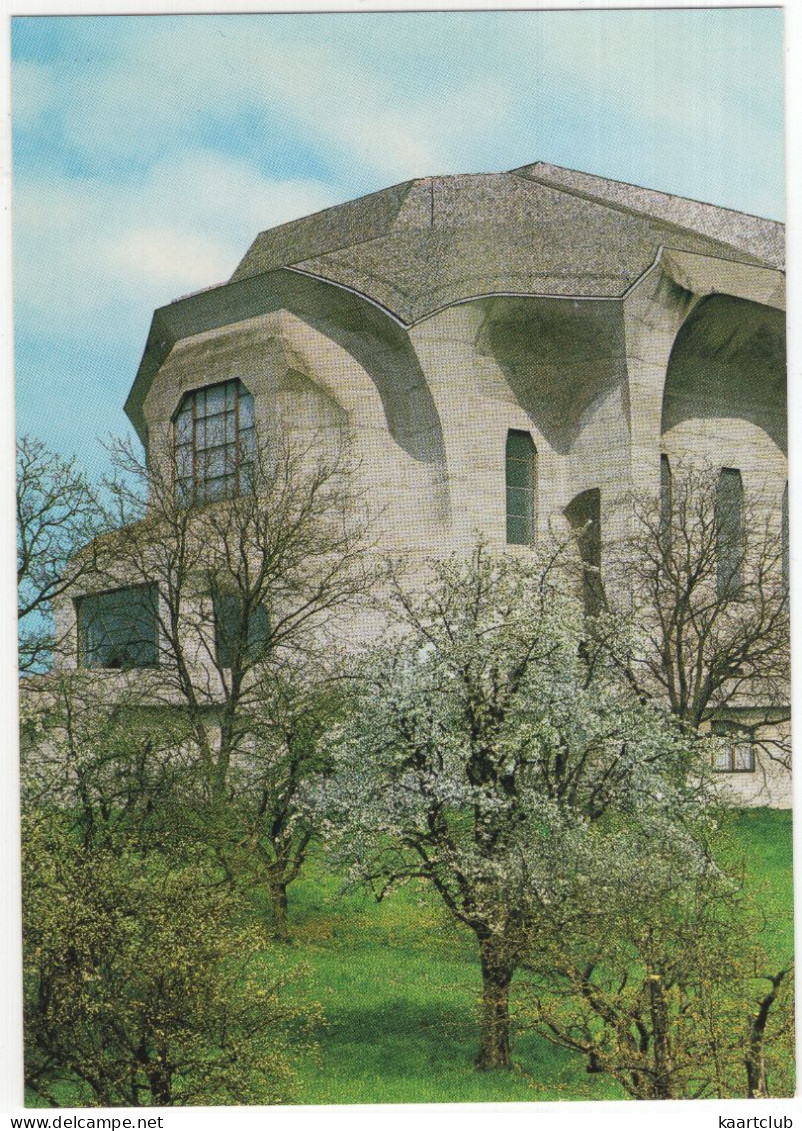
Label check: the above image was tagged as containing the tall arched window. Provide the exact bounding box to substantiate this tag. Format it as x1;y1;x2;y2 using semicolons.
506;431;537;545
716;468;744;597
174;379;255;505
659;454;672;559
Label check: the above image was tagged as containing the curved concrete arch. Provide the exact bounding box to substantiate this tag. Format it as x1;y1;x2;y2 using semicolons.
276;275;447;468
471;295;627;455
661;293;787;456
128;268;448;472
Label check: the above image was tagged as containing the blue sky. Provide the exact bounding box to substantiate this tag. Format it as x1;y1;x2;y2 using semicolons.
11;8;785;480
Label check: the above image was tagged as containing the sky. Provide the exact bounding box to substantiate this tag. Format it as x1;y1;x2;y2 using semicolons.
1;6;797;1121
10;7;786;481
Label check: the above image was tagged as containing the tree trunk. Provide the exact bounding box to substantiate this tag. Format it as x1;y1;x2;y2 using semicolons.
476;938;515;1069
147;1060;172;1106
269;877;290;941
745;968;789;1098
136;1039;172;1106
745;1050;769;1100
647;972;674;1099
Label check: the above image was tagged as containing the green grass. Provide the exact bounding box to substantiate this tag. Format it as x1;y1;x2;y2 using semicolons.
720;807;794;960
273;865;619;1104
265;808;794;1105
25;808;793;1107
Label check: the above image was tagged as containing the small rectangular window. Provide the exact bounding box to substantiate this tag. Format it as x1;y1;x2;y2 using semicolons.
77;584;158;669
712;722;755;773
659;454;672;558
716;468;744;597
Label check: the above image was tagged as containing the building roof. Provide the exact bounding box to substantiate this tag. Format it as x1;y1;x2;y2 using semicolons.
228;161;784;324
125;162;784;440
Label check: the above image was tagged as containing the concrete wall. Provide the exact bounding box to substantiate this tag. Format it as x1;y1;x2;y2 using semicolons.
56;247;790;804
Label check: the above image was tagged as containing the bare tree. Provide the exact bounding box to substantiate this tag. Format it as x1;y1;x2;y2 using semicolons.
605;463;790;769
75;431;374;931
16;437;110;671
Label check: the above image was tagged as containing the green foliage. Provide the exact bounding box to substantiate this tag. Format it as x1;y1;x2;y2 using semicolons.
20;674;198;855
519;818;794;1099
323;545;716;1069
23;812;319;1107
24;812;792;1107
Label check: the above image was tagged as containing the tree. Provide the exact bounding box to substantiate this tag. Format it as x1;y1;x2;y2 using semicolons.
607;463;790;768
214;660;345;940
22;812;318;1107
81;431;372;930
16;437;110;671
322;546;711;1070
520;828;794;1099
19;670;194;855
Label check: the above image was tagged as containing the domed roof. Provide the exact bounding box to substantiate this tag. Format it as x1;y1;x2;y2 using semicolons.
228;161;783;325
125;162;784;442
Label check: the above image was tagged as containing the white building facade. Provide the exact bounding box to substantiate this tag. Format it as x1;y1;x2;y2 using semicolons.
62;163;791;805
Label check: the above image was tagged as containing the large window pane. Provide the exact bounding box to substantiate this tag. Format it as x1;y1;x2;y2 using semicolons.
173;379;255;505
78;584;158;669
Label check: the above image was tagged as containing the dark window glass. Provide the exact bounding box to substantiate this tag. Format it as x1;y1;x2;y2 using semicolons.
214;592;271;668
716;468;744;597
564;488;602;617
174;379;255;505
78;584;158;669
659;454;672;558
506;431;536;545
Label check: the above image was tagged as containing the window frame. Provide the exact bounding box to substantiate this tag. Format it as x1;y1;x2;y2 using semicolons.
76;583;160;671
212;590;271;670
505;430;537;546
173;379;255;506
711;722;756;774
659;454;672;558
715;467;745;598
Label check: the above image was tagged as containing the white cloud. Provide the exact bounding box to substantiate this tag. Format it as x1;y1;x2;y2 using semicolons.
13;150;336;339
13;18;515;187
11;8;785;357
10;59;54;129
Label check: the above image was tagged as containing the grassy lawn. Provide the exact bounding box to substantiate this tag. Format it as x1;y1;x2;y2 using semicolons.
272;807;794;1105
278;864;620;1104
24;808;793;1107
722;808;794;957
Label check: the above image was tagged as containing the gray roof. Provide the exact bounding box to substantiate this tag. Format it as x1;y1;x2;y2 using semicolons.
229;161;784;324
126;162;784;440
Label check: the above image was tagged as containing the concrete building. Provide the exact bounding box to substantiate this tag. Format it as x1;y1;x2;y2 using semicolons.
64;162;791;804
